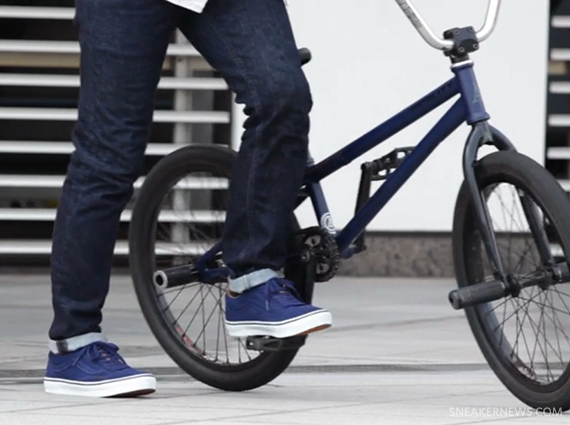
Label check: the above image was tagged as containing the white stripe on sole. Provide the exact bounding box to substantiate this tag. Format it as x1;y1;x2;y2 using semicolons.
44;374;156;398
225;310;332;338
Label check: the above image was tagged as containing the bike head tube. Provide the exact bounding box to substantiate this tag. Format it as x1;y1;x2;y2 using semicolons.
394;0;501;51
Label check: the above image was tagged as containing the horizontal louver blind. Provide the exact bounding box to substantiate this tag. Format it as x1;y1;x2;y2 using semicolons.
0;5;231;256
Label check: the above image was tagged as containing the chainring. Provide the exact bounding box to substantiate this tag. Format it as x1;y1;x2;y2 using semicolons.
297;227;341;282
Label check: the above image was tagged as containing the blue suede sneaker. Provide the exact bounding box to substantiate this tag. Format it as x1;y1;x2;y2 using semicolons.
225;278;332;338
44;341;156;397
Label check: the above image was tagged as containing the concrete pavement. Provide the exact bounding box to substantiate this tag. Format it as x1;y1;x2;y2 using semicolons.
0;274;567;424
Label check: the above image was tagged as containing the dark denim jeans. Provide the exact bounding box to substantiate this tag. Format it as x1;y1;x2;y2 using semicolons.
49;0;312;343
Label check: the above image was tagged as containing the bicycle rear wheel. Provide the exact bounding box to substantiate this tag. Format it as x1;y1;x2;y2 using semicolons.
453;150;570;410
129;145;301;391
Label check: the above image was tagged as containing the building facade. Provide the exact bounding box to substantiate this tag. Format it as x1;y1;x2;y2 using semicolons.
0;1;564;276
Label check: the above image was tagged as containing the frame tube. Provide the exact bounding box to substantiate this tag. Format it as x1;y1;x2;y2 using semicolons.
305;78;459;183
335;99;467;253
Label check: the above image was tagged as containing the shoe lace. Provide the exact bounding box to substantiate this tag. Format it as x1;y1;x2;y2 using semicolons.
262;279;304;311
88;342;128;370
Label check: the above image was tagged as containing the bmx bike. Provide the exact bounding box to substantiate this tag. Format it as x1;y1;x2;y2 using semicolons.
129;0;570;410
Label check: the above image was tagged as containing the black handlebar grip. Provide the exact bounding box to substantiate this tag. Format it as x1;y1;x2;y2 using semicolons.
448;280;507;310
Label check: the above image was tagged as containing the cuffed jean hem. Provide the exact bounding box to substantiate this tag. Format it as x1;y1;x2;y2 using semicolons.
228;268;283;293
49;332;107;354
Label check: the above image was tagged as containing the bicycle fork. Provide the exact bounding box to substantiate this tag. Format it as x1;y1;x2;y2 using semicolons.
448;121;570;310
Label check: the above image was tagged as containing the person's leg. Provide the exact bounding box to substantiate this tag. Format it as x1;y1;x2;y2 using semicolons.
45;0;177;397
179;0;331;338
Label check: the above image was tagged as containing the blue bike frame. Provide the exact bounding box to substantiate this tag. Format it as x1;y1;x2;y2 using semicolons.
190;57;518;284
303;60;489;258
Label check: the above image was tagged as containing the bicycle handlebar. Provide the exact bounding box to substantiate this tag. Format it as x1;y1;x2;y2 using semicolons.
395;0;501;51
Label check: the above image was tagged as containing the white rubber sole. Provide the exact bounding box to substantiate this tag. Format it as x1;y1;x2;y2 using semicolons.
225;309;332;338
44;374;156;398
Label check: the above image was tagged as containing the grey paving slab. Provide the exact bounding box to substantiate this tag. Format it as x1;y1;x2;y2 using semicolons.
1;372;560;425
0;413;181;425
0;274;484;370
0;273;568;425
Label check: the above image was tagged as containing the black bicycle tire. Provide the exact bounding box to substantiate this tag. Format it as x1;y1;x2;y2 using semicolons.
453;150;570;410
129;144;300;391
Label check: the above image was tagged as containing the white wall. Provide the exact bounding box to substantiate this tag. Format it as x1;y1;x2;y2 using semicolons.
232;0;550;232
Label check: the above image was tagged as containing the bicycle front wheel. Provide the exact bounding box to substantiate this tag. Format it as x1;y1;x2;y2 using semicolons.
453;150;570;410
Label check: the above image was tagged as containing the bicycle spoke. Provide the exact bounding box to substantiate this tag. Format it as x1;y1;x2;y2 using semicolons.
542;291;565;366
238;338;252;362
486;296;512;316
214;285;232;364
517;296;570;317
510;240;536;278
554;287;570;303
159;282;201;297
499;290;509;348
237;337;242;364
163;285;186;312
492;290;543;333
548;289;570;344
193;291;223;352
523;295;555;380
540;292;553;382
181;284;216;341
200;286;206;352
510;288;535;369
215;285;222;362
495;187;514;271
171;284;204;324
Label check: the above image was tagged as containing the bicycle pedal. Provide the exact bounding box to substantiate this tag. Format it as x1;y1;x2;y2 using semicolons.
371;146;415;181
245;335;306;352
